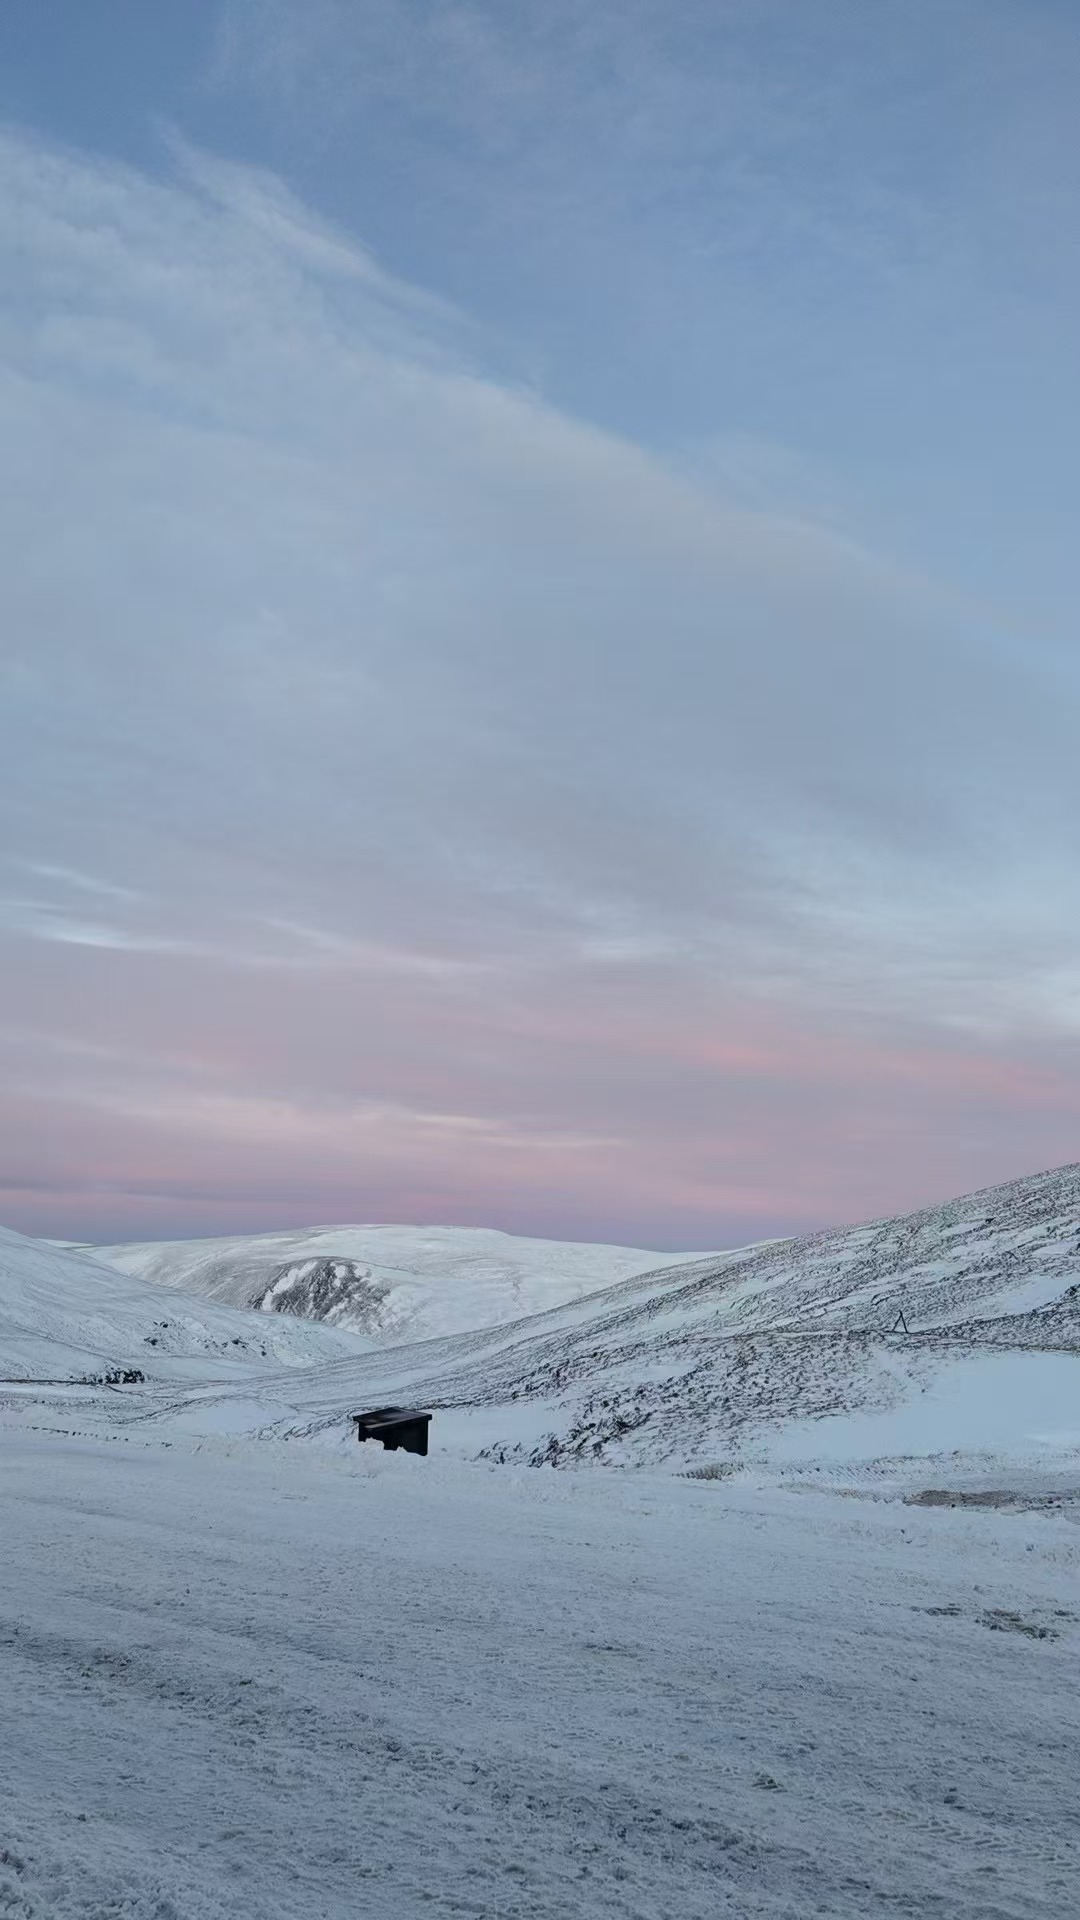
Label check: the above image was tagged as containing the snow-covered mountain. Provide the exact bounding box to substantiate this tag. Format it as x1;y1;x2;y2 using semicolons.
83;1224;692;1343
0;1224;370;1381
8;1165;1080;1477
89;1160;1076;1475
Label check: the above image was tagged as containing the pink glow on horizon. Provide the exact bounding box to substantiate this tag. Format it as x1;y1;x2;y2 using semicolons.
2;968;1077;1249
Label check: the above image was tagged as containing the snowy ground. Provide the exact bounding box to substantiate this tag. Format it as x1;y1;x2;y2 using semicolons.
2;1425;1079;1920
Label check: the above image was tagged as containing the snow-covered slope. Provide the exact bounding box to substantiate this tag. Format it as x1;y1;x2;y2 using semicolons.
0;1224;370;1381
390;1160;1080;1470
85;1224;692;1342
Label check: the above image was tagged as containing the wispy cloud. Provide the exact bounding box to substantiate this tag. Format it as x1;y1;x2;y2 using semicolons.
0;897;187;955
13;862;141;902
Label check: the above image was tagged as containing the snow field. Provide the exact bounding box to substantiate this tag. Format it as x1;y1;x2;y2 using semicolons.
2;1429;1078;1919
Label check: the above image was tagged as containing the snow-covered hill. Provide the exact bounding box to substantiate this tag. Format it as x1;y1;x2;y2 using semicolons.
0;1224;370;1381
48;1161;1075;1477
84;1224;691;1342
8;1165;1080;1479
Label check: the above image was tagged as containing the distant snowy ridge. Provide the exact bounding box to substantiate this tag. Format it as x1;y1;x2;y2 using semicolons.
83;1224;702;1343
0;1225;370;1381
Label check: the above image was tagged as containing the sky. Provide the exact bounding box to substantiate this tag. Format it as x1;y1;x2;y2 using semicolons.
1;0;1079;1250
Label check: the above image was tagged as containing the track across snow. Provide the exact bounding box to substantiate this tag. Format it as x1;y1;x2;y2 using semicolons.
2;1429;1078;1919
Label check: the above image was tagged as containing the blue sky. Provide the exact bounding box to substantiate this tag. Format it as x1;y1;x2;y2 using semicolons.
1;2;1078;1246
